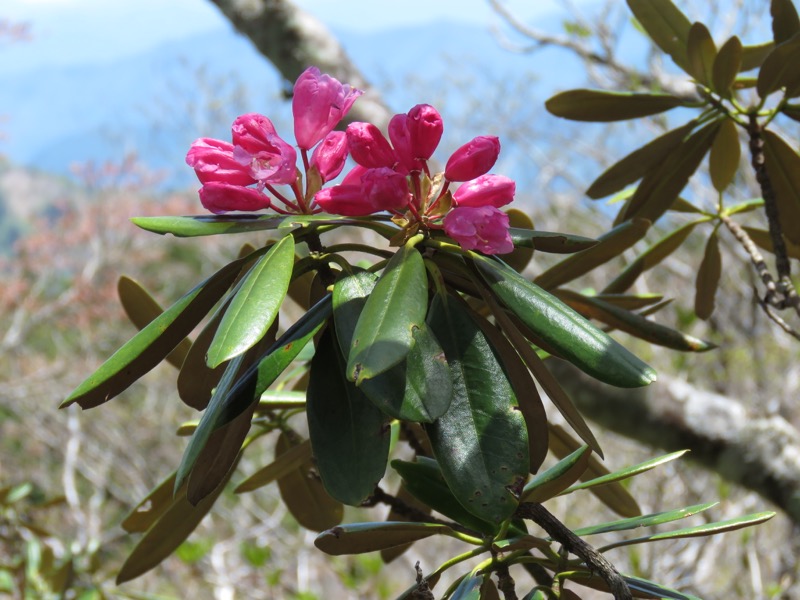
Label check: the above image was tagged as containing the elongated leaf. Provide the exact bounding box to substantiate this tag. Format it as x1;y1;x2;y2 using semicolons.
117;276;193;369
742;226;800;260
504;209;535;273
772;0;800;44
392;458;498;535
709;119;741;192
593;294;664;310
618;120;719;224
722;198;764;216
587;122;695;200
627;0;692;72
555;291;715;352
561;450;688;496
603;219;706;294
235;439;312;493
599;511;776;552
740;41;775;71
450;574;483;600
567;572;702;600
546;89;684;122
522;446;591;503
63;257;247;409
381;483;433;563
572;502;716;536
274;433;343;532
131;214;369;237
509;229;598;253
334;271;452;423
474;255;656;389
176;306;228;410
534;218;651;290
712;36;743;97
347;242;428;384
687;22;716;85
694;230;722;320
763;129;800;243
207;235;294;367
426;294;529;523
757;33;800;98
121;472;178;533
116;461;237;584
307;328;390;506
315;522;452;556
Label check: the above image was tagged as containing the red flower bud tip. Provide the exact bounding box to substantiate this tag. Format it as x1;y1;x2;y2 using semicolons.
199;182;271;214
346;122;397;169
443;205;513;255
453;174;515;208
186;138;255;186
444;135;500;182
362;167;410;212
389;104;443;172
293;66;363;150
310;131;348;182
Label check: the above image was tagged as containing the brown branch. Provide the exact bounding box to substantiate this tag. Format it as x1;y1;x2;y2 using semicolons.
516;502;632;600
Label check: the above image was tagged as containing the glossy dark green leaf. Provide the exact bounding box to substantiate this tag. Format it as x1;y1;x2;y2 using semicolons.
509;229;598;253
567;572;702;600
712;36;743;96
561;450;688;496
772;0;800;44
572;502;716;536
131;214;368;237
116;461;236;584
626;0;692;72
207;235;294;367
235;439;312;493
763;129;800;243
275;433;344;532
334;271;452;423
392;458;498;535
757;33;800;98
687;22;716;85
694;230;722;320
618;120;719;224
426;294;529;524
709;119;741;192
603;219;706;294
307;328;390;506
62;257;246;409
599;511;776;551
587;122;695;200
521;446;591;503
117;276;193;369
545;89;684;122
314;521;452;556
740;41;775;71
556;291;715;352
534;218;651;290
476;255;656;389
450;574;483;600
347;243;428;384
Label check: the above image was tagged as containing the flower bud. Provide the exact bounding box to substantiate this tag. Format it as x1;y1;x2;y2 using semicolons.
346;122;397;169
293;67;363;150
314;184;374;216
186;138;255;186
444;135;500;182
443;205;513;254
310;131;348;182
453;174;515;208
199;182;271;214
389;104;443;172
362;167;410;211
231;114;297;185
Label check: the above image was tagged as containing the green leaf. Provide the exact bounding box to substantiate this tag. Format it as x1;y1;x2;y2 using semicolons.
521;446;591;503
346;242;428;384
561;450;689;496
598;511;776;552
176;306;228;410
712;36;743;97
450;574;483;600
121;472;178;533
380;483;433;564
334;271;452;423
772;0;800;44
763;129;800;243
572;502;716;536
207;235;294;367
603;219;706;294
742;226;800;260
722;198;763;216
592;294;664;310
626;0;692;72
274;433;344;532
425;294;529;524
694;230;722;320
586;121;695;200
392;458;498;535
117;276;193;369
235;438;312;494
314;522;452;556
555;291;716;352
623;575;704;600
131;214;370;237
475;255;656;389
757;33;800;98
504;209;535;273
618;120;719;224
709;119;741;192
740;41;775;71
545;89;684;122
116;462;237;584
508;229;598;253
307;328;390;506
687;22;716;86
534;218;651;290
62;257;246;409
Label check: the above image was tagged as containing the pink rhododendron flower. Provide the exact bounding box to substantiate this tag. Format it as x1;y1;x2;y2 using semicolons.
453;174;515;208
389;104;443;172
231;114;297;185
444;136;500;182
310;131;348;182
443;206;513;255
199;182;271;214
346;122;398;169
186;138;255;186
361;167;410;211
293;66;363;150
314;184;375;216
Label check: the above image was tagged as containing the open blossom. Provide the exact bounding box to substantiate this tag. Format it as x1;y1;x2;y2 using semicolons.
444;206;513;254
231;113;297;185
444;136;500;182
293;67;363;150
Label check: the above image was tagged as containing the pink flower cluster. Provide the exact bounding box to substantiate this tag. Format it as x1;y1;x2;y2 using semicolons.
186;67;516;255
